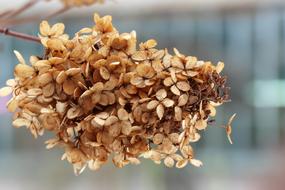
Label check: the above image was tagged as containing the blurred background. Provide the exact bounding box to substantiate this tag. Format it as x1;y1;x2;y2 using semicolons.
1;0;285;189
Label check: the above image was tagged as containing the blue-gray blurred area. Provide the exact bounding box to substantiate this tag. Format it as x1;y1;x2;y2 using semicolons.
1;1;285;190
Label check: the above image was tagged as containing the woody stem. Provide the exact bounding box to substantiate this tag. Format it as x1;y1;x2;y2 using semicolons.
0;28;40;43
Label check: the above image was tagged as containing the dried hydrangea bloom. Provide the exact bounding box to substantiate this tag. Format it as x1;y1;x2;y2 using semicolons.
0;13;234;175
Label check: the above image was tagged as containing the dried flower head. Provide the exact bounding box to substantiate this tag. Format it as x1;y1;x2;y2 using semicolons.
0;13;233;174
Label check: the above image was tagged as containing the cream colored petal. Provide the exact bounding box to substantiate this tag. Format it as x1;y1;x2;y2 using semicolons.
164;156;174;168
195;119;207;130
14;64;35;78
177;81;191;92
156;104;164;120
178;94;188;106
155;89;167;101
163;77;174;87
216;61;224;74
190;159;203;167
145;39;157;49
39;20;51;36
0;86;13;96
12;118;31;128
13;50;26;64
66;68;81;76
50;23;65;36
104;116;118;126
118;108;129;121
132;51;147;61
100;67;110;80
170;85;180;96
162;98;174;107
176;159;188;168
174;106;182;121
147;100;159;110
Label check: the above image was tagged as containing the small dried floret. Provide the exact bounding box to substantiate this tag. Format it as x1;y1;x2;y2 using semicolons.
0;13;233;174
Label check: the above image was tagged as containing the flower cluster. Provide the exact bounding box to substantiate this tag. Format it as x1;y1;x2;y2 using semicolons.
0;14;231;174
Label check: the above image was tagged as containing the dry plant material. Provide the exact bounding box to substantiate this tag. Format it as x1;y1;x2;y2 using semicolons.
0;14;232;174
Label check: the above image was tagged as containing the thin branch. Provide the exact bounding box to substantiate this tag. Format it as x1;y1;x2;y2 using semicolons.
46;6;71;19
1;6;71;27
2;0;39;19
0;10;13;18
0;28;40;43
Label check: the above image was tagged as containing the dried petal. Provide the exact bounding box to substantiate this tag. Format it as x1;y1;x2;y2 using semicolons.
156;104;164;120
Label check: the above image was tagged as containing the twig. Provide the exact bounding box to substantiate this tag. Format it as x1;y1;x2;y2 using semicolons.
1;6;71;27
46;6;71;19
2;0;38;19
0;28;40;43
0;10;13;18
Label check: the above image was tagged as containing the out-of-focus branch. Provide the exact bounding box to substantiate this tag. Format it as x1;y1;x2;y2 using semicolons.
0;28;40;43
2;0;39;19
1;6;70;27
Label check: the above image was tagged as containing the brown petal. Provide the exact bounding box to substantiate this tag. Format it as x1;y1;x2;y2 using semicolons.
99;94;109;106
156;104;164;120
42;83;55;97
105;91;116;105
177;81;190;92
153;133;164;144
63;80;76;95
174;106;182;121
121;121;132;135
109;123;121;137
92;92;101;104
